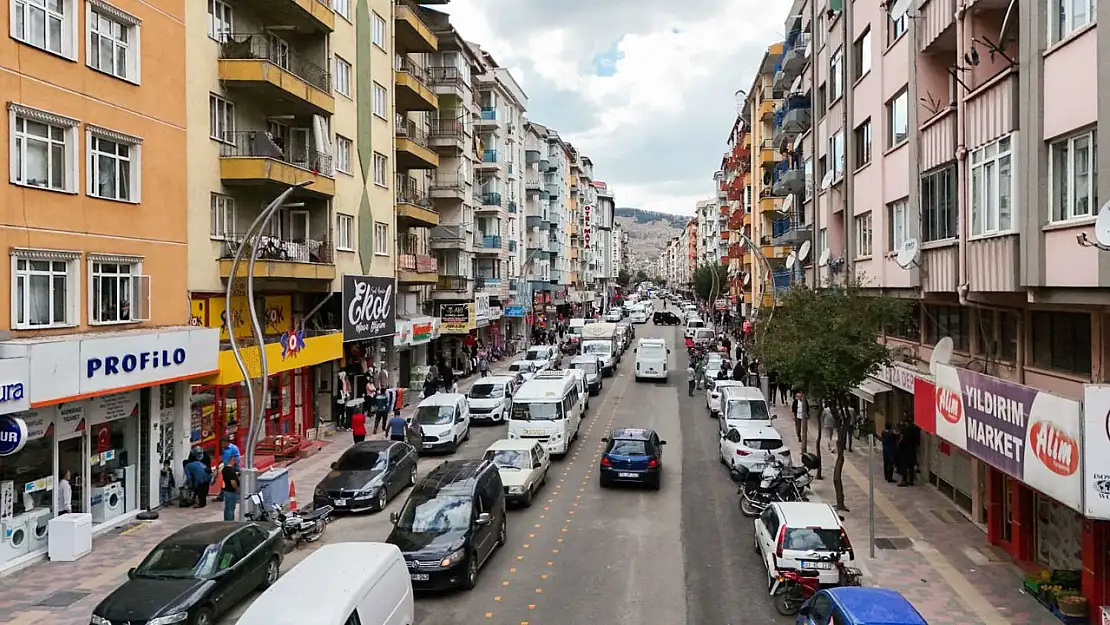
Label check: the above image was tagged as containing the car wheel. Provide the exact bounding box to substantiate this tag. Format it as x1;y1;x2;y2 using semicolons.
497;516;507;547
260;556;280;589
650;475;661;491
377;489;388;511
522;487;534;507
460;553;480;590
450;437;459;453
599;475;610;488
192;607;215;625
409;465;417;486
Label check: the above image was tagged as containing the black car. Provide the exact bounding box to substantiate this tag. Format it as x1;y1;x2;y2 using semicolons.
91;522;284;625
313;440;419;513
653;311;680;325
386;459;507;591
599;427;667;490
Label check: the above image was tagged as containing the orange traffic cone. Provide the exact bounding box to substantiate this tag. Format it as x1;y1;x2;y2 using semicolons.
288;479;298;511
211;464;224;496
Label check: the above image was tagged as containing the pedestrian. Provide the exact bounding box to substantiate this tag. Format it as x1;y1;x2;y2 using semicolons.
716;363;730;381
778;380;790;405
57;469;73;514
372;386;391;435
215;438;240;502
822;402;836;453
881;422;898;483
732;359;746;382
694;358;706;391
387;412;409;443
478;351;490;377
184;454;210;509
221;454;240;521
898;420;921;486
159;460;175;505
350;409;367;443
766;371;778;400
686;362;697;396
846;404;859;452
791;391;809;442
747;359;760;388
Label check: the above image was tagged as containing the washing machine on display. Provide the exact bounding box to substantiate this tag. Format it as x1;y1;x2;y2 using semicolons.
26;509;51;552
0;514;30;563
90;483;124;524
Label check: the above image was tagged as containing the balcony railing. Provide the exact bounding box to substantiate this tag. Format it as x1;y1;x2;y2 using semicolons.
396;57;428;84
773;94;811;129
480;192;503;206
220;130;334;176
431;175;465;190
508;240;517;252
396;117;431;148
396;186;433;208
482;149;499;163
772;217;794;238
219;233;333;264
426;66;464;85
398;254;438;273
507;200;518;213
436;276;471;291
430;224;467;242
429;117;464;140
480;107;497;121
525;179;542;191
220;33;330;93
479;235;502;249
771;269;793;290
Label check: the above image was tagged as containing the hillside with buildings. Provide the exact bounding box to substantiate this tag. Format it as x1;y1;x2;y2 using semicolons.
615;207;688;276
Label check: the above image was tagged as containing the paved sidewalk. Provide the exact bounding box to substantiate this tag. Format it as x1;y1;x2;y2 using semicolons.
767;406;1058;625
0;358;520;625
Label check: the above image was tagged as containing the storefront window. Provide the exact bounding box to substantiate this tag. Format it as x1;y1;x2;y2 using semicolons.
1035;495;1082;571
89;414;140;523
0;430;54;516
189;386;218;452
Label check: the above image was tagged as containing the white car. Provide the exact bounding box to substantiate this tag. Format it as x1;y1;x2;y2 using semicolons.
706;379;745;415
412;393;470;453
718;425;791;471
754;502;854;586
467;375;516;423
508;360;539;383
484;438;550;507
604;309;623;322
629;310;649;324
524;345;558;370
704;360;729;386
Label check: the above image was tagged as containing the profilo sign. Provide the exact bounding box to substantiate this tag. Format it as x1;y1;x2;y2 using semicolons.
342;275;397;342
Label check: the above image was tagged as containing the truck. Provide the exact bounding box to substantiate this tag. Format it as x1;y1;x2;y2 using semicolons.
580;322;618;377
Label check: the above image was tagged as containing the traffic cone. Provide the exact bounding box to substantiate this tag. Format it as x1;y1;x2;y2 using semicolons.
288;479;298;511
211;465;224;496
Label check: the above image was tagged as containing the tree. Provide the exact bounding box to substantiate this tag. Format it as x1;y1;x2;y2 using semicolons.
693;263;729;302
750;279;909;511
616;269;632;287
634;269;649;284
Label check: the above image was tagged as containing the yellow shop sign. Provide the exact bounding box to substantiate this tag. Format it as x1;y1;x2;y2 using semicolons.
190;295;293;341
202;332;344;386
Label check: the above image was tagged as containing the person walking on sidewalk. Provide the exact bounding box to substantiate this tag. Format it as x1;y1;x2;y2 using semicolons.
686;363;697;396
478;351;490;377
897;420;921;486
791;392;809;442
387;413;408;443
221;455;240;521
881;422;898;483
350;410;367;443
822;402;836;453
372;386;391;435
215;438;240;502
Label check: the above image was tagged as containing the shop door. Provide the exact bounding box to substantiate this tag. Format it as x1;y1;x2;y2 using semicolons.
56;434;88;515
293;369;308;435
399;349;412;388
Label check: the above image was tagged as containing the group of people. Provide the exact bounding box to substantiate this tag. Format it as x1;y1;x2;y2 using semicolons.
173;440;242;521
684;334;761;396
881;419;922;487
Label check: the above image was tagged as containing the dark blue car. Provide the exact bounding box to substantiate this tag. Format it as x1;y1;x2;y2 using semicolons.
599;428;666;490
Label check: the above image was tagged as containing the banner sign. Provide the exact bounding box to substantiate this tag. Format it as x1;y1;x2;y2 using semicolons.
440;304;475;334
1084;385;1110;519
504;306;525;317
934;363;1082;511
342;275;396;342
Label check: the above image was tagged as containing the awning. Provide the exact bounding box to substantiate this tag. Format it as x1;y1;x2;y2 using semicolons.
851;378;893;403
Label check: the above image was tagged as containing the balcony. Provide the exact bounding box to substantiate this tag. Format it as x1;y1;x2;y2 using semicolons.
475;235;502;254
395;118;439;170
919;0;956;53
758;96;776;121
965;68;1017;151
475;107;500;129
435;275;472;293
233;0;333;32
397;253;438;284
772;161;805;197
567;247;579;260
771;269;793;292
426;66;466;100
507;200;518;214
476;149;500;170
567;223;579;237
772;94;812;151
219;131;335;197
429;224;468;250
394;2;437;53
395;187;438;228
780;31;810;77
538;156;550;171
218;233;335;280
429;117;466;153
479;192;503;207
218;34;333;116
728;243;746;259
771;216;811;246
430;175;465;201
525;149;541;164
395;58;438;112
525;179;542;196
759;140;779;168
919;107;957;171
771;59;791;93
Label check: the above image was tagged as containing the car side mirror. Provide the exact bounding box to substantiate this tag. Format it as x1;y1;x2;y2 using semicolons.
330;462;338;470
476;512;493;526
658;440;667;445
533;462;542;469
390;511;400;524
633;348;637;353
601;437;609;442
127;567;136;579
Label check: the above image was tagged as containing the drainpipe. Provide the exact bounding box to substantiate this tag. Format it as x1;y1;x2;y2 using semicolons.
955;1;971;306
843;0;855;274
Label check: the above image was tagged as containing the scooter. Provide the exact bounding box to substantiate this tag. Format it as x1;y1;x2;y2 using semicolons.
733;453;816;517
769;548;862;615
244;492;333;545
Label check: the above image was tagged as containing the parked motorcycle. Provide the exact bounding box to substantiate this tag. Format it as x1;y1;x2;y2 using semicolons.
244;492;333;545
769;548;862;615
732;453;817;517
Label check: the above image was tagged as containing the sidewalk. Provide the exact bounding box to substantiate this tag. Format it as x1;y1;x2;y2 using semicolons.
767;405;1058;625
0;359;518;625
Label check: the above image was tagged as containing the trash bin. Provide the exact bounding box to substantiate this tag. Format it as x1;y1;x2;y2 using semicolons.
256;467;291;510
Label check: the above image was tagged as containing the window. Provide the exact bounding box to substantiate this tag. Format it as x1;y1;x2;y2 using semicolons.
888;199;908;252
829;46;843;102
921;166;957;241
373;82;388;118
206;0;232;42
373;152;387;186
828;129;845;180
853;28;871;80
373;222;389;256
1050;0;1096;45
925;304;969;352
87;128;139;202
86;3;139;83
889;301;921;342
90;259;140;324
818;228;828;257
208;95;234;141
969;135;1014;237
210;194;235;239
334;56;352;97
333;0;349;21
11;0;74;57
889;12;907;43
9;106;78;192
335;135;352;174
976;309;1018;362
336;214;354;251
887;89;908;147
1031;311;1091;375
816;84;827;119
854;212;872;257
12;250;77;329
372;12;385;48
853;119;872;169
803;158;813;200
1050;131;1096;222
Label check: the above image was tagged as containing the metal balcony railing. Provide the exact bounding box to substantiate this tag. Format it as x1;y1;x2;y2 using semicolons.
480;107;497;121
436;275;471;291
396;117;431;148
507;201;518;213
219;130;334;176
396;186;433;209
772;217;793;238
430;224;467;241
772;270;793;290
431;175;465;190
480;235;502;249
480;192;503;206
773;94;811;128
396;57;428;85
426;66;464;85
219;34;331;93
482;149;499;163
219;233;333;264
430;117;464;140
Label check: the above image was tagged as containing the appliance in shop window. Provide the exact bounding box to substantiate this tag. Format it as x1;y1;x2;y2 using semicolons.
0;513;30;562
27;508;50;552
91;482;124;524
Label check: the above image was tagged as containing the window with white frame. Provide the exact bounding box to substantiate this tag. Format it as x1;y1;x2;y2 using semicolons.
373;82;388;118
854;119;872;169
12;250;78;329
86;2;140;83
922;166;957;241
829;46;843;102
334;56;352;97
969;135;1014;237
11;0;76;57
372;12;385;48
9;104;78;192
335;135;352;174
373;152;387;186
1050;130;1096;222
210;193;235;239
206;0;232;42
90;257;143;324
374;222;389;255
888;198;908;252
887;88;908;147
829;129;845;180
853;28;871;81
854;212;873;258
1050;0;1096;45
336;214;354;250
209;94;234;141
87;127;140;202
888;12;906;43
818;228;828;257
333;0;350;21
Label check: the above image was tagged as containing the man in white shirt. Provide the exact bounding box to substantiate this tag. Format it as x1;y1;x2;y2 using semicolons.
57;470;73;514
791;391;809;442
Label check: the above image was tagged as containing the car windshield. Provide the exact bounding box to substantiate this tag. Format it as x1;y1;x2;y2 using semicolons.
134;541;220;579
334;449;386;471
688;320;705;328
572;362;598;374
511;402;562;421
608;439;650;456
469;383;504;399
784;527;844;552
509;363;530;373
485;449;529;469
569;326;583;335
394;493;472;534
582;342;610;356
525;349;546;360
725;400;770;421
415;405;455;425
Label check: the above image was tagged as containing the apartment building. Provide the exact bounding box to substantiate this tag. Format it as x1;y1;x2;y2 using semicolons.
0;0;221;570
574;153;597;307
695;198;723;266
613;223;627;278
592;181;617;310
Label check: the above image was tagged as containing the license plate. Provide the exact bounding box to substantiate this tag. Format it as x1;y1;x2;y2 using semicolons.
410;573;429;581
333;498;347;506
750;464;764;472
800;560;832;570
523;428;546;436
618;472;638;478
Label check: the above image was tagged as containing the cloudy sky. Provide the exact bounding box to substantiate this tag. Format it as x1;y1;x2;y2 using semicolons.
441;0;790;216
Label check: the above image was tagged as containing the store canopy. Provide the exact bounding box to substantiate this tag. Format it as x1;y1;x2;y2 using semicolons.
851;378;893;403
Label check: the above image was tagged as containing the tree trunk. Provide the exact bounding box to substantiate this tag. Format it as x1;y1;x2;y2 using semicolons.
813;404;823;480
831;397;851;512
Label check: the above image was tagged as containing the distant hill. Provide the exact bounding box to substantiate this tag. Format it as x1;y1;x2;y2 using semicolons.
614;207;688;274
615;207;690;230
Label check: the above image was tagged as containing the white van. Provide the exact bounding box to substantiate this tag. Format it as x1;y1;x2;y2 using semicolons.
718;385;773;434
684;316;707;339
235;542;413;625
413;393;470;452
634;338;670;381
507;372;584;457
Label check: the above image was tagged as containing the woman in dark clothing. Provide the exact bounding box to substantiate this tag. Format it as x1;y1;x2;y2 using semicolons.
766;371;779;404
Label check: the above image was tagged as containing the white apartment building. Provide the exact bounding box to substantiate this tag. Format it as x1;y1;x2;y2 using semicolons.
523;122;554;301
695;198;723;266
613;224;626;277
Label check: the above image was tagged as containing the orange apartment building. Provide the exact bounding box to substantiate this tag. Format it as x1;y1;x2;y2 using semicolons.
0;0;219;572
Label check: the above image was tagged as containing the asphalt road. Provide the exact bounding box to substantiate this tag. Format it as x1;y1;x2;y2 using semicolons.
219;304;787;624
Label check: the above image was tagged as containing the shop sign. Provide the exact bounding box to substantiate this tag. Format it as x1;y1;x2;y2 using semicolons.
0;357;30;414
21;410;51;439
440;303;475;334
1081;385;1110;520
191;295;292;340
0;415;28;456
88;390;141;426
412;321;434;344
489;307;503;320
934;363;1082;511
56;403;86;437
504;306;525;318
394;320;413;347
342;275;396;342
583;205;592;247
475;294;491;321
871;363;920;394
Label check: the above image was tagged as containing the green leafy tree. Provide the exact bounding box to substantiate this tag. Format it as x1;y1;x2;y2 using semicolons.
693;263;729;303
750;278;909;511
616;269;632;287
634;269;649;284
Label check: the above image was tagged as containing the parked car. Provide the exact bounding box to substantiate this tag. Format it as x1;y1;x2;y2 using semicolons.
753;502;854;586
718;425;790;471
707;379;746;416
484;438;550;507
313;440;419;513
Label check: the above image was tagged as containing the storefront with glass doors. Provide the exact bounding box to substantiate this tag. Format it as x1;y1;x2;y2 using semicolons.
394;317;439;393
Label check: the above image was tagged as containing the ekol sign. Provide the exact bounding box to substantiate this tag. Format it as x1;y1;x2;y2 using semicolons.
342;275;397;342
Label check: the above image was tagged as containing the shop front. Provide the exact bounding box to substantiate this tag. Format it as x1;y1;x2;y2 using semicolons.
1080;385;1110;618
504;305;526;351
394;316;439;393
438;302;477;374
0;327;219;572
337;274;397;423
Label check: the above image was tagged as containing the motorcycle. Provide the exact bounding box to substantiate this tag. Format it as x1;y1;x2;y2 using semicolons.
732;453;816;517
244;492;333;545
769;548;862;615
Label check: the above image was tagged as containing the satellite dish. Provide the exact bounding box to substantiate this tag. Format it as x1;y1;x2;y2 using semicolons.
894;237;921;269
998;0;1017;46
929;337;954;376
819;169;834;190
1094;201;1110;247
793;133;805;152
785;251;797;269
888;0;912;20
818;247;831;267
737;237;747;249
743;273;751;286
782;194;794;214
797;240;811;262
